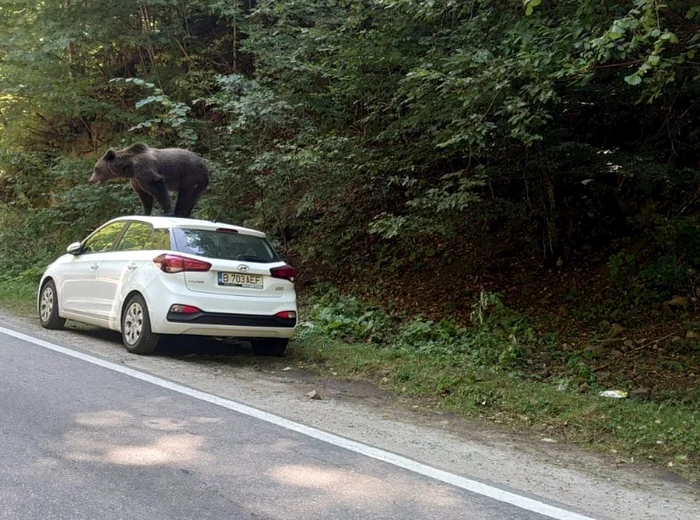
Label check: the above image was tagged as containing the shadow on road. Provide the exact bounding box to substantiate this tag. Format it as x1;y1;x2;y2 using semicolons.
64;323;263;359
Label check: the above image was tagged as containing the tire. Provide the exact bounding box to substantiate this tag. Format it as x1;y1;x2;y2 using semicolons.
251;338;288;357
39;280;66;330
121;294;159;355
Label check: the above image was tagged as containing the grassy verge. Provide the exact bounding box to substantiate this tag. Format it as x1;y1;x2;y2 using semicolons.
0;278;37;317
290;335;698;476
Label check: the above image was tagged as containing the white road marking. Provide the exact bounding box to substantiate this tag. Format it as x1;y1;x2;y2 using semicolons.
0;326;597;520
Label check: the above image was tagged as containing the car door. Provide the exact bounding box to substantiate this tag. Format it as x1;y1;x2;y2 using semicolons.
60;221;128;319
97;221;157;325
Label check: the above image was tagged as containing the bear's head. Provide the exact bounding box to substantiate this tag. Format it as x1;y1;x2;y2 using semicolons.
90;143;150;184
90;149;120;185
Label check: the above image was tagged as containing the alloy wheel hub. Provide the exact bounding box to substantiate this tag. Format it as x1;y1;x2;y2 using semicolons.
124;303;144;345
40;287;54;322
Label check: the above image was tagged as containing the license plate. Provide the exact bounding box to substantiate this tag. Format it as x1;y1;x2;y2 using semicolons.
218;272;263;288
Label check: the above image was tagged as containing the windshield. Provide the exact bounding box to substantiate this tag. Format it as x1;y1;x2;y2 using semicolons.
173;228;281;263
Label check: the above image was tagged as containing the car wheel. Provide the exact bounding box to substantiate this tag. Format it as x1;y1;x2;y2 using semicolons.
121;294;159;355
251;338;288;357
39;280;66;330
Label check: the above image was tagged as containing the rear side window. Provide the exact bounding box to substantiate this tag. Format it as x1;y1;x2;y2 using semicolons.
173;228;280;263
116;222;154;251
144;229;172;250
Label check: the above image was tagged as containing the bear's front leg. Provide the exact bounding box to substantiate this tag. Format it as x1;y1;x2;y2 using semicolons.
131;179;154;216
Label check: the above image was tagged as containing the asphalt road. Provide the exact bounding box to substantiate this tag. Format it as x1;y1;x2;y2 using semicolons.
0;332;589;520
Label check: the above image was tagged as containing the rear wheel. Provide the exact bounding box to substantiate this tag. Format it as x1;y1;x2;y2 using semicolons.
122;294;159;355
39;280;66;330
251;338;288;357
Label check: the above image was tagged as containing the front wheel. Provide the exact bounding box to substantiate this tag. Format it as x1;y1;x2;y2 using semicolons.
251;338;288;357
122;294;159;355
39;280;66;330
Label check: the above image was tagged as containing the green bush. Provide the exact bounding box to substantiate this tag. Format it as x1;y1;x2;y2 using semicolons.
299;291;393;343
393;316;525;369
639;255;691;298
300;290;531;371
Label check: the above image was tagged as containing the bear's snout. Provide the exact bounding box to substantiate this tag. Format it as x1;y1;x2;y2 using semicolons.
89;172;102;185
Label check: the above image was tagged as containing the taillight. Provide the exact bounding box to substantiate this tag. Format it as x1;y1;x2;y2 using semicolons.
275;311;297;319
270;264;296;282
153;254;212;274
216;228;238;234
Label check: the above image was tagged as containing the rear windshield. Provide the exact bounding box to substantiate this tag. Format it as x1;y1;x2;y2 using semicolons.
172;228;281;263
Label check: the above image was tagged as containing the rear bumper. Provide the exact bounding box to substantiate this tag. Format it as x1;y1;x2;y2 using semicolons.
155;324;296;338
152;316;296;338
167;311;296;328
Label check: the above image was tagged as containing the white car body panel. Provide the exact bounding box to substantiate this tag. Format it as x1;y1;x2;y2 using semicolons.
38;216;298;342
56;253;99;317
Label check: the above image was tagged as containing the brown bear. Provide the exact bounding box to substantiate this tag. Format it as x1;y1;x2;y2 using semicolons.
90;143;210;218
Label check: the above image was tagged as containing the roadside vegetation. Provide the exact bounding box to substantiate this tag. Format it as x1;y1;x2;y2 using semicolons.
0;276;36;317
290;289;700;480
1;1;700;480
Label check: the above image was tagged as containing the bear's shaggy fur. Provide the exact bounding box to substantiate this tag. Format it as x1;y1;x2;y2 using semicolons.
90;143;210;218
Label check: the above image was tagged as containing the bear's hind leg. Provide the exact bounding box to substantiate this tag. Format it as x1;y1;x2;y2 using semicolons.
173;184;205;218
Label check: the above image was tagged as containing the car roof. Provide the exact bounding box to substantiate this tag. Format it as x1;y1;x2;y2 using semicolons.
108;215;267;238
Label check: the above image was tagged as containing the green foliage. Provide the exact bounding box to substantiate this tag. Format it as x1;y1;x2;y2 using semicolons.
639;255;690;297
2;0;700;272
608;212;700;300
609;252;636;280
300;290;531;371
112;78;200;146
299;291;392;344
392;315;525;370
585;0;693;101
0;277;37;315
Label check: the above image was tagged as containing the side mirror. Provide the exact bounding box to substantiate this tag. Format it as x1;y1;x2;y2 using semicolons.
67;242;83;255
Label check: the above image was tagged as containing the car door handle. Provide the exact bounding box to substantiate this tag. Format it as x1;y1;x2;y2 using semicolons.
90;263;99;270
127;263;138;271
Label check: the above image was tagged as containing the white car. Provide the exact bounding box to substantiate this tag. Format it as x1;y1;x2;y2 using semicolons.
37;216;297;356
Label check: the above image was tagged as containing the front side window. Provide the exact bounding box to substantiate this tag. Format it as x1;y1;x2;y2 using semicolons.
116;222;155;252
82;222;127;254
173;228;280;262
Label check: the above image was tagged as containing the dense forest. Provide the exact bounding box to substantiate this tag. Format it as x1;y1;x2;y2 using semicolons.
1;1;699;295
1;1;700;343
2;0;700;475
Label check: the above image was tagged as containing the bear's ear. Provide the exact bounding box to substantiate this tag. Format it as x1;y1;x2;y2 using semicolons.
105;149;116;161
